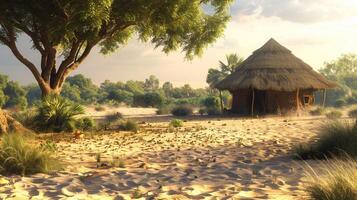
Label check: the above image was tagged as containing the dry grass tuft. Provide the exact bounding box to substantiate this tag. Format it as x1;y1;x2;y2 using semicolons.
304;158;357;200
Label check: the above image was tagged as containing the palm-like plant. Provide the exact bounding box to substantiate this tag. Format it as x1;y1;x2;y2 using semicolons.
206;53;244;88
35;95;84;132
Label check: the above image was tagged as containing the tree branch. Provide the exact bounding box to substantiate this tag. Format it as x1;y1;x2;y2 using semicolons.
7;41;46;89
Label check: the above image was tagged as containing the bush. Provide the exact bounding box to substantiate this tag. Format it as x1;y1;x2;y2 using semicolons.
76;117;96;131
334;98;346;108
325;111;343;119
348;108;357;118
133;92;164;108
170;119;183;128
310;107;326;116
34;95;84;132
118;120;139;133
304;158;357;200
206;107;222;116
94;106;105;112
0;134;61;175
171;105;193;116
199;108;206;115
105;112;123;123
295;120;357;159
201;96;220;108
156;105;173;115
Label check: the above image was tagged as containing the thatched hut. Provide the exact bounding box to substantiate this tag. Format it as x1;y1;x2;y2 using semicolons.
216;38;336;115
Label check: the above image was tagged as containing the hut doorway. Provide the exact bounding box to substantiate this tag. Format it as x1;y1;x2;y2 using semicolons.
251;89;267;115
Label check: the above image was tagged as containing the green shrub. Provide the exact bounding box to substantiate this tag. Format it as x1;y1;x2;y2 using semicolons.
171;105;193;116
199;108;206;115
334;98;346;108
348;108;357;118
295;120;357;159
105;112;123;123
11;108;37;128
76;117;96;131
133;92;164;108
304;158;357;200
0;134;61;175
310;107;326;116
170;119;183;128
206;107;222;116
94;106;105;112
325;111;342;119
156;105;173;115
34;95;84;132
118;120;139;132
201;96;220;108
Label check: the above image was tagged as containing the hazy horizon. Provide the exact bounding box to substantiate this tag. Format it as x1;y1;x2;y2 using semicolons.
1;0;357;88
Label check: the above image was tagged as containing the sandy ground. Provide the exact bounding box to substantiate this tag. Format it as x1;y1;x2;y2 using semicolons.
0;116;329;200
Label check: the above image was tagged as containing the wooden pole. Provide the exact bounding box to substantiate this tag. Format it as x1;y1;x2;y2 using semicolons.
219;90;224;112
251;88;255;116
296;89;300;116
322;89;327;107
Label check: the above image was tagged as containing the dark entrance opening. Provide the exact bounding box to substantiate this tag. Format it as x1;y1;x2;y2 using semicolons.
250;89;267;115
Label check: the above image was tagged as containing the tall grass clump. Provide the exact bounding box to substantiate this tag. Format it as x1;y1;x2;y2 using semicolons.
310;107;326;116
348;108;357;118
34;95;84;132
118;120;139;133
169;119;183;128
0;134;61;175
304;158;357;200
295;120;357;159
325;111;342;120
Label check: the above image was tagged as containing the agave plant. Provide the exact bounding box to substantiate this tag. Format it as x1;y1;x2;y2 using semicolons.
35;95;84;132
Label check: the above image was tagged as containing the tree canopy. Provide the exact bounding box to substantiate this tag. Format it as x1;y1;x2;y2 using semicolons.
0;0;233;96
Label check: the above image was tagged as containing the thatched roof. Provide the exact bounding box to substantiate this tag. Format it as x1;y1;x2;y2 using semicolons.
216;38;336;91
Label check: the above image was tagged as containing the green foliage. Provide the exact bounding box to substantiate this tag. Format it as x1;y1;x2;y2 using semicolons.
170;119;183;128
295;121;357;159
24;84;41;106
156;104;173;115
105;112;123;123
317;54;357;107
76;117;96;131
171;105;193;116
94;105;106;111
207;54;244;88
304;158;357;200
1;0;233;97
201;96;221;115
310;107;326;116
144;75;160;91
118;120;139;133
0;134;61;176
34;95;84;132
348;109;357;118
133;92;164;108
334;98;346;108
3;81;27;110
326;111;343;119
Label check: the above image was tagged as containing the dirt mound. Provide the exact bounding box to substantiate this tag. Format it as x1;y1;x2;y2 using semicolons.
0;109;32;134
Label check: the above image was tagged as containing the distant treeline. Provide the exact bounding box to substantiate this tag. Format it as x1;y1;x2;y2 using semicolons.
0;74;229;110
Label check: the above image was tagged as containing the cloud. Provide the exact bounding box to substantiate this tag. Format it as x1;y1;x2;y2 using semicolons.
232;0;357;23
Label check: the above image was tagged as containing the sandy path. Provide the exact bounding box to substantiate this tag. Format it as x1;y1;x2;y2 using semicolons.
0;117;326;199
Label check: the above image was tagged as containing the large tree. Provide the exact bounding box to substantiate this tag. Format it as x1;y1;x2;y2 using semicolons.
206;53;244;88
0;0;233;96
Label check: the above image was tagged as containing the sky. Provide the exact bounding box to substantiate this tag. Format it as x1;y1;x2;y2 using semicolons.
1;0;357;88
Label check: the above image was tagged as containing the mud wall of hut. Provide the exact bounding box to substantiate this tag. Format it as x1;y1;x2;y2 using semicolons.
230;89;315;115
